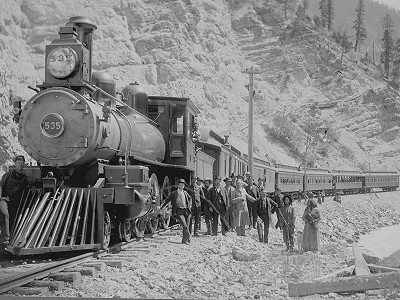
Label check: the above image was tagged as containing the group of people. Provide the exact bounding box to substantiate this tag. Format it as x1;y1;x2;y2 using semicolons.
0;155;321;253
162;172;321;252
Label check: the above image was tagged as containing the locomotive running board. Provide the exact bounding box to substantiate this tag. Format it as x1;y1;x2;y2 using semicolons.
7;188;104;256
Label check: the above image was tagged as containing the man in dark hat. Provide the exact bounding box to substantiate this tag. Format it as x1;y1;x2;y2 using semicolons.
208;176;228;236
186;175;205;237
160;179;192;244
0;155;40;246
202;178;213;235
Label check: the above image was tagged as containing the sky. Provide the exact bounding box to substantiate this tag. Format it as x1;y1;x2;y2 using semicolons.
374;0;400;11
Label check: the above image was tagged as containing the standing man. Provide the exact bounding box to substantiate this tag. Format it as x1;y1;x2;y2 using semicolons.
271;188;284;229
0;155;40;246
209;176;228;236
245;175;259;229
224;177;236;229
186;176;204;237
202;178;213;235
279;195;296;251
256;190;277;243
160;179;192;244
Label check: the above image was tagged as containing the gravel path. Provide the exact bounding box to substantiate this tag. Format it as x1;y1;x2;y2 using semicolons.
6;191;400;299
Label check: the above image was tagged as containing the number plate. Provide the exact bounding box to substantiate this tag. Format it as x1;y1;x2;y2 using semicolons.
41;113;65;138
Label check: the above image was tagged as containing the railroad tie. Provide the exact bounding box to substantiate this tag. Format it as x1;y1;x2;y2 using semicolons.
81;262;107;272
48;272;81;288
95;260;126;269
10;286;50;296
64;267;98;278
27;280;65;291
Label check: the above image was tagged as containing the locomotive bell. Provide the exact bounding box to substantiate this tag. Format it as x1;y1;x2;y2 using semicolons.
121;82;148;116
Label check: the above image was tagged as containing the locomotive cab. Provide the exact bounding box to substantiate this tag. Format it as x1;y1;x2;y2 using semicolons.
147;96;200;171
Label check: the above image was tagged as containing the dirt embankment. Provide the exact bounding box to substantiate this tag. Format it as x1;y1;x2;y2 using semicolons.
6;191;400;299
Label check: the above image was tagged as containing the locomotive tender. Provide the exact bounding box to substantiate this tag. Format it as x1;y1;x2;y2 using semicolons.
7;16;214;255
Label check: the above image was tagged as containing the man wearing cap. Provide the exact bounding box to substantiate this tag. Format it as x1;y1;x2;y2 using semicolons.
186;176;205;237
224;177;235;229
160;179;192;244
0;155;40;246
208;176;228;236
202;178;213;235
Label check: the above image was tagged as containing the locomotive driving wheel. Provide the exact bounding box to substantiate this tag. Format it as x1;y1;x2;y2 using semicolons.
118;221;131;242
132;218;146;238
103;211;111;248
159;176;172;229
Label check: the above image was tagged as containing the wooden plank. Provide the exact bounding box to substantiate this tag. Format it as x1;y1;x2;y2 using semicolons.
353;243;370;275
288;271;400;297
313;266;354;282
378;248;400;268
368;264;400;273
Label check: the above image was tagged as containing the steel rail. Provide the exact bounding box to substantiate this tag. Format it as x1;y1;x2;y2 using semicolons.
0;223;180;294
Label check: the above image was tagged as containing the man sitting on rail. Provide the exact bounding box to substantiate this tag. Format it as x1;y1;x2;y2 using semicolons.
0;155;41;247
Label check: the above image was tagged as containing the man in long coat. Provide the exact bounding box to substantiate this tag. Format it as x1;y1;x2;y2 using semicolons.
230;176;256;236
256;189;277;243
245;176;259;229
202;178;213;235
186;176;204;236
208;176;228;235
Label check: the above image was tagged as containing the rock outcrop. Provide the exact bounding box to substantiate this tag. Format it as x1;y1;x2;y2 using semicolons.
0;0;399;175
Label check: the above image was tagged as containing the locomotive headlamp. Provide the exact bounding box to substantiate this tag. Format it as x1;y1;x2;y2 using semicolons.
47;47;78;79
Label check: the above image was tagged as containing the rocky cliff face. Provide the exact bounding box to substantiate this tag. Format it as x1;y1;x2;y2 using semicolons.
0;0;399;175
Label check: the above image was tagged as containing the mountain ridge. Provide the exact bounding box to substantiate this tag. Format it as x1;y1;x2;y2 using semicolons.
0;0;399;177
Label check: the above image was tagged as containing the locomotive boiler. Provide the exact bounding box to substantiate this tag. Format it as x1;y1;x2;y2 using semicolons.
7;16;203;255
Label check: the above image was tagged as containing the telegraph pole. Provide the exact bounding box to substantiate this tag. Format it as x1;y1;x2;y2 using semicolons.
243;66;261;176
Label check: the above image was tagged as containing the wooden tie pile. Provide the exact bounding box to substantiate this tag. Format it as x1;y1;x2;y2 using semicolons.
288;243;400;297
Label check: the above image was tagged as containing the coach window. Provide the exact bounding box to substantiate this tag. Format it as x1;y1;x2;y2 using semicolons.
170;105;185;157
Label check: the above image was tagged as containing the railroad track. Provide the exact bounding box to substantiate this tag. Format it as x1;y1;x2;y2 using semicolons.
0;224;181;295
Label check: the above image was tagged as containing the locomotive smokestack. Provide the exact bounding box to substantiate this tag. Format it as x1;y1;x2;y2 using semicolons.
66;16;97;82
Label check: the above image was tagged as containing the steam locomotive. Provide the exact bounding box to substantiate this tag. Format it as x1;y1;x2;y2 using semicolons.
7;16;214;255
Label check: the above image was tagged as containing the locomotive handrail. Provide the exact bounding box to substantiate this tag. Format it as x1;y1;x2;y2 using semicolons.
92;85;159;127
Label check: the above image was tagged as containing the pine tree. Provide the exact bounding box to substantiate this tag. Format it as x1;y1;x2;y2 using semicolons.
319;0;333;31
353;0;367;52
303;0;309;15
292;5;307;38
380;14;395;78
391;38;400;85
319;0;327;28
326;0;334;31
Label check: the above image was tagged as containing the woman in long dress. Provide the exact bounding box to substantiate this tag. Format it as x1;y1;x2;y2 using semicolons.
302;199;321;252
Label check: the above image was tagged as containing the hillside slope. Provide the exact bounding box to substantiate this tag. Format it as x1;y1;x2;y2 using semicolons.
0;0;399;176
